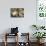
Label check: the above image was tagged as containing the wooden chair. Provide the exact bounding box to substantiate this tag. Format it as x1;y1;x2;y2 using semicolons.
4;33;18;46
18;33;30;46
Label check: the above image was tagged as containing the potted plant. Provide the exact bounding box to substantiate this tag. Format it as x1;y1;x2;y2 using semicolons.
33;32;46;43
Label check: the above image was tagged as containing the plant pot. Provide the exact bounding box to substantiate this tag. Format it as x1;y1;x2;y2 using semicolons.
37;39;40;43
37;39;44;44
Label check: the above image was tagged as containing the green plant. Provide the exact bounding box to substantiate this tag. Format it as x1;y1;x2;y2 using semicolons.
32;24;45;30
40;26;45;29
33;32;46;40
32;25;39;30
32;25;37;27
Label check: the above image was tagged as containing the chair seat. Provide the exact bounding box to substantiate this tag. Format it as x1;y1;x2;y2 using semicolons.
6;33;17;36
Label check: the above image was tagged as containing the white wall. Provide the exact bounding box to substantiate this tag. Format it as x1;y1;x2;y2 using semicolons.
0;0;36;42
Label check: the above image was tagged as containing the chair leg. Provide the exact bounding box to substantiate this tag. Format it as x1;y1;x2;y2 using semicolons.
15;34;18;46
4;33;7;46
4;41;7;46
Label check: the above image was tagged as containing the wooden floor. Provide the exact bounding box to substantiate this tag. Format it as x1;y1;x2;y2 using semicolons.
0;42;46;46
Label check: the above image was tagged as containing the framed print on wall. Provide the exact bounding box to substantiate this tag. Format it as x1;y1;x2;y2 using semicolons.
10;8;24;17
37;0;46;18
36;0;46;27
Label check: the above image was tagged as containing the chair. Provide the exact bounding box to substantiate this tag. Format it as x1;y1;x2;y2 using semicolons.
4;33;18;46
4;27;19;46
18;33;30;46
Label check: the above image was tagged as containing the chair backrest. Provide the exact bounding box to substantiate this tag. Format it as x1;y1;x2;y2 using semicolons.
11;27;18;34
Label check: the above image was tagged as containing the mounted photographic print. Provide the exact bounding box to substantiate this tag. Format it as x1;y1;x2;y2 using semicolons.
36;0;46;26
37;0;46;18
10;8;24;17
